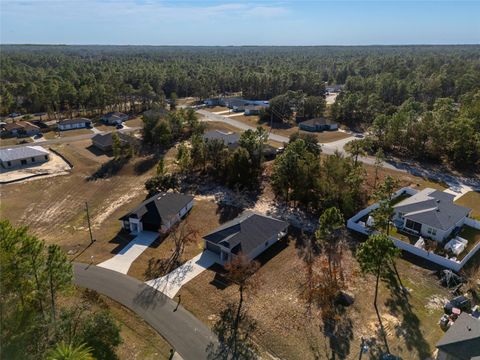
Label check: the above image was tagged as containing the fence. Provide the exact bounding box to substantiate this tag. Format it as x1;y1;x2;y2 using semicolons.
347;187;480;272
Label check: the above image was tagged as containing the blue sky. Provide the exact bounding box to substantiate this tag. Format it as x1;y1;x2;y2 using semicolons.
1;1;479;45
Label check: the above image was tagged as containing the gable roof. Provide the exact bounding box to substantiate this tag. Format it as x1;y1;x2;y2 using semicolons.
394;188;471;230
103;111;127;119
437;313;480;360
0;146;49;162
2;121;39;131
92;132;129;147
58;117;91;125
204;212;288;255
299;117;336;127
120;192;194;227
203;130;240;145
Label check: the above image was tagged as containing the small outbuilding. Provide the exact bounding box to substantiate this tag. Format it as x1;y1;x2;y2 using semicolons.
299;117;338;132
203;212;288;265
0;146;50;169
120;192;194;234
58;118;92;131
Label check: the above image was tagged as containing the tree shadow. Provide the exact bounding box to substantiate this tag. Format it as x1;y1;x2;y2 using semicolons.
86;144;109;157
134;155;158;175
132;283;167;311
206;302;257;360
216;204;244;224
87;158;128;181
321;307;354;360
383;271;431;359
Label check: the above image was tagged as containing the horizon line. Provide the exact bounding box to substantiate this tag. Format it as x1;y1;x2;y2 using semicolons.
1;43;480;47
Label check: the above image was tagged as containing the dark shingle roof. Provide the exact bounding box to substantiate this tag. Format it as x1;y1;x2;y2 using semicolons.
2;121;39;131
92;132;129;147
437;313;480;360
58;117;91;125
0;146;49;162
204;212;288;256
203;130;240;145
394;188;471;230
299;117;336;127
120;192;194;227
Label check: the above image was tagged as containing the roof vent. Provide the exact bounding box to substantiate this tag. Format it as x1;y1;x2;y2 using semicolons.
436;208;440;212
467;326;472;331
436;199;440;203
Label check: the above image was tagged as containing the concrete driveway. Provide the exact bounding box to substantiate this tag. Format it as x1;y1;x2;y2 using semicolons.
145;250;218;298
98;231;158;274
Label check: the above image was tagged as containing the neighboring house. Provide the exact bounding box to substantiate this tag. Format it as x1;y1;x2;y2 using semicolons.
393;188;471;242
204;98;222;107
299;117;338;132
0;146;49;169
244;105;268;116
203;212;289;264
223;98;248;111
325;84;344;93
91;132;130;152
102;112;128;125
120;192;194;234
203;130;240;147
436;313;480;360
58;118;92;131
1;121;40;137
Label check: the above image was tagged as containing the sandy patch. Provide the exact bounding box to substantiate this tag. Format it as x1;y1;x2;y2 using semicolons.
425;295;449;313
0;150;71;184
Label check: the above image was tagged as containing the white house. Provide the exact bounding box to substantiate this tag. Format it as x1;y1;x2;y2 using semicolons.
58;118;92;131
120;192;194;234
203;212;288;265
0;146;50;169
392;188;471;242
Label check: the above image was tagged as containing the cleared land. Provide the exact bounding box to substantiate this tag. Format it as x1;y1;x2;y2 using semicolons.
124;117;144;128
1;137;33;146
204;106;230;113
179;234;449;360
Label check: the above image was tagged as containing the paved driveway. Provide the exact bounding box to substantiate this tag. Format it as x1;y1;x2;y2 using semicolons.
145;250;218;298
98;231;158;274
73;262;217;360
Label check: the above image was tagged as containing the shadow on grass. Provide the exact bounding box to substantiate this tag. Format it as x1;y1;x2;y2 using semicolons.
321;307;354;360
383;271;431;359
87;158;128;180
134;155;158;175
216;203;244;224
85;144;110;157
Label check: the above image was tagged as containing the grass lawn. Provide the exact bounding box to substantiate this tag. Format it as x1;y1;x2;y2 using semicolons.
1;137;33;146
42;131;58;139
125;117;144;128
206;121;241;134
204;106;229;113
179;234;448;360
58;128;93;137
455;191;480;219
94;123;117;132
457;225;480;260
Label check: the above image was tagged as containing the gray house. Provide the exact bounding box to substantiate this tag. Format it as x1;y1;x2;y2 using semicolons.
120;192;194;234
92;132;130;152
436;313;480;360
244;105;267;116
102;112;128;125
203;212;288;264
203;130;240;147
393;188;471;242
0;146;50;169
299;118;338;132
58;118;92;131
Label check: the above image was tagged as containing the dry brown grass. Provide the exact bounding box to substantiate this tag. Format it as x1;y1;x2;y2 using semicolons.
58;128;93;137
206;121;241;134
124;117;144;128
204;106;230;113
0;137;33;146
455;191;480;219
179;235;449;360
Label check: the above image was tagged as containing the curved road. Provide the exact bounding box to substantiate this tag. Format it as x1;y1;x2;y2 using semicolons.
73;262;217;360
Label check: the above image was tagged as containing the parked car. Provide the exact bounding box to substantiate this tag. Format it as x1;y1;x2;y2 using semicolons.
444;295;471;315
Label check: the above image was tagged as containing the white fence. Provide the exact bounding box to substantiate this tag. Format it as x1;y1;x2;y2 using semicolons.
347;187;480;272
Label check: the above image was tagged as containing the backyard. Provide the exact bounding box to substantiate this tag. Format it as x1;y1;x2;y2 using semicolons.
455;191;480;219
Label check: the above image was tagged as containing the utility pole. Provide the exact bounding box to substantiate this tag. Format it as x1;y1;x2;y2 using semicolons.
85;202;95;244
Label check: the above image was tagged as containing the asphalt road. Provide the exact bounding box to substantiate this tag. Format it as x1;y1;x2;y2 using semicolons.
0;126;141;149
198;109;480;190
73;262;218;360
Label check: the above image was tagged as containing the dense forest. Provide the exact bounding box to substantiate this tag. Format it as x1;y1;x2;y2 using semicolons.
1;45;479;168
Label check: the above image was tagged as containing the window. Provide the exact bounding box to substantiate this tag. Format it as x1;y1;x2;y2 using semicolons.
7;161;11;167
265;241;269;247
31;157;35;162
21;159;27;165
44;155;48;160
427;227;437;236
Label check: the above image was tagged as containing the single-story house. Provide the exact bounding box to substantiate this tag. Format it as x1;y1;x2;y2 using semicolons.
91;132;130;152
1;121;41;137
299;118;338;132
393;188;471;242
102;112;128;125
120;192;194;234
203;130;240;147
244;105;268;116
0;146;49;169
203;212;288;264
436;313;480;360
204;98;222;107
58;118;92;131
325;84;344;94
